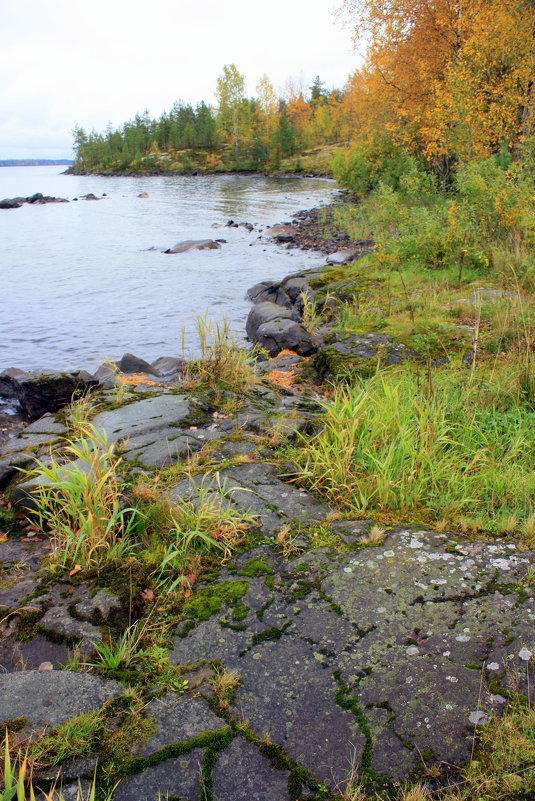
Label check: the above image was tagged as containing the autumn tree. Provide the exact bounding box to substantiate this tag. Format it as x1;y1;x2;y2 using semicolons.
216;64;246;163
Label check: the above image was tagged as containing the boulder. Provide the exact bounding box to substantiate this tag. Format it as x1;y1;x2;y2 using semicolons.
0;367;27;399
163;239;222;254
117;353;160;376
11;370;97;419
255;318;315;357
137;192;149;198
247;281;279;304
326;248;359;266
0;197;23;209
150;356;186;377
245;301;298;342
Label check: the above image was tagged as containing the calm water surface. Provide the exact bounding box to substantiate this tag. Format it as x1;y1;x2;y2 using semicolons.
0;166;335;372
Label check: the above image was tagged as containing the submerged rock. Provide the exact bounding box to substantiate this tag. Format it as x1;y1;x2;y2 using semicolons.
163;239;222;253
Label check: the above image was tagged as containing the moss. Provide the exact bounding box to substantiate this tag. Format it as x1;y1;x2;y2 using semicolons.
1;716;27;733
232;601;249;622
238;558;273;577
251;623;290;646
264;575;275;590
334;672;374;777
182;580;249;622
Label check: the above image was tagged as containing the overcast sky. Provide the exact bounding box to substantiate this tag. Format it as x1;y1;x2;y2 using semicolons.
0;0;360;160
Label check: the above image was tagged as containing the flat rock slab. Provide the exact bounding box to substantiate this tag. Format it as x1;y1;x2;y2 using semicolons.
113;750;204;801
0;671;124;735
91;394;192;444
134;695;226;757
168;529;534;787
166;463;331;537
212;737;291;801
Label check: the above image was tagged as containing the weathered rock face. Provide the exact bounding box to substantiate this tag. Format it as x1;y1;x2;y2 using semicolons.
163;239;222;254
326;248;359;265
5;370;97;419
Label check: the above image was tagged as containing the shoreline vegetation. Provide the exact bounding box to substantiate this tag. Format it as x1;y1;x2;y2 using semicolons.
2;1;535;798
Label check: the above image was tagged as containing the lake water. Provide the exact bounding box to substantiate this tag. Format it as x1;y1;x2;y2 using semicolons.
0;166;335;373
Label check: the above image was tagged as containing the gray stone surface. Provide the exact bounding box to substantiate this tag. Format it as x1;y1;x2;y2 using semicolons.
74;588;121;622
113;751;204;801
23;415;67;435
166;463;331;538
91;394;192;444
167;529;533;786
38;606;102;651
212;737;291;800
164;239;221;253
134;695;226;757
0;671;123;732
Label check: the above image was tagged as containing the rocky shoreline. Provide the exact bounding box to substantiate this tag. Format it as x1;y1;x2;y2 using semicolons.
0;211;533;800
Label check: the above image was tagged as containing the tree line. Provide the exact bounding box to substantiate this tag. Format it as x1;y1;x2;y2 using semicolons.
72;69;348;172
72;1;534;177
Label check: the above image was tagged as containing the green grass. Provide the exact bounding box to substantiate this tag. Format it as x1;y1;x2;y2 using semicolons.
292;369;535;539
25;425;139;572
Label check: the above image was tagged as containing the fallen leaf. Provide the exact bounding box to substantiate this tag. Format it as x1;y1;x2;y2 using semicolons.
141;588;154;601
0;533;7;543
184;589;191;599
38;661;54;671
21;537;44;542
69;564;82;576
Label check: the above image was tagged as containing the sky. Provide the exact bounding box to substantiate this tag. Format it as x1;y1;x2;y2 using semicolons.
0;0;361;160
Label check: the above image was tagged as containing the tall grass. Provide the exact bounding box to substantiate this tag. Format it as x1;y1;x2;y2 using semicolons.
27;425;138;571
294;370;534;537
184;315;257;397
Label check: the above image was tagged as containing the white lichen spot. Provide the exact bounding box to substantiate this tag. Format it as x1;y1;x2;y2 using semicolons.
455;635;471;642
406;646;420;656
444;703;453;710
376;607;386;613
446;675;458;683
443;651;451;657
489;694;507;705
487;662;500;671
519;647;532;661
383;550;395;558
491;558;511;571
409;538;424;549
406;676;413;684
343;567;353;573
469;711;489;725
434;579;447;585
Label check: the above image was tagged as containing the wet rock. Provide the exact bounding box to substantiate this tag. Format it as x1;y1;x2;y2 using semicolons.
163;239;221;254
118;353;160;376
212;737;291;800
151;356;186;378
245;301;298;340
255;318;315;357
133;695;226;757
10;370;97;419
247;281;280;305
92;363;120;388
0;368;27;399
0;671;123;735
113;751;204;801
22;414;67;435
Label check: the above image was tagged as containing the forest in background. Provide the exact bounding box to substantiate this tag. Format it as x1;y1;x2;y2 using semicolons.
71;0;534;180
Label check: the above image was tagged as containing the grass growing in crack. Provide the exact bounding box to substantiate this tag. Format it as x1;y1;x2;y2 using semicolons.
209;667;240;709
135;477;256;594
1;733;101;800
183;315;257;399
28;712;104;768
293;370;534;538
24;425;139;572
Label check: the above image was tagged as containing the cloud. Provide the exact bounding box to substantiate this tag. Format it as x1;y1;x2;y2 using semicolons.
0;0;359;159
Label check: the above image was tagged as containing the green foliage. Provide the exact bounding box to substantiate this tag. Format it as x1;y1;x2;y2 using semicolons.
293;370;535;536
25;425;139;572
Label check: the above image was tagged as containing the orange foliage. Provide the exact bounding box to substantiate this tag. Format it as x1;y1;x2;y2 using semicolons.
340;0;535;162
